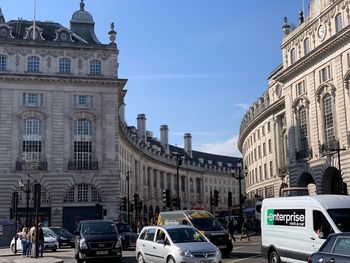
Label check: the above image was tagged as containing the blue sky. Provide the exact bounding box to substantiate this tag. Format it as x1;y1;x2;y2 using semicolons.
0;0;310;157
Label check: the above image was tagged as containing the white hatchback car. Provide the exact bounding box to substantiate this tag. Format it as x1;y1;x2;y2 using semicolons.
136;225;222;263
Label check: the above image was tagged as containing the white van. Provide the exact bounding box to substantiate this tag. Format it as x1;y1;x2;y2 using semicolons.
261;195;350;263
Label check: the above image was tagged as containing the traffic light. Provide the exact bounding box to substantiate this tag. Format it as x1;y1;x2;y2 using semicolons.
120;197;127;211
132;193;139;206
162;189;171;207
210;195;215;207
228;191;233;207
172;197;178;209
214;190;219;207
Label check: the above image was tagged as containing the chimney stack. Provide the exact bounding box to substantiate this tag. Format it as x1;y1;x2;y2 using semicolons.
160;125;169;154
184;133;193;158
137;114;146;141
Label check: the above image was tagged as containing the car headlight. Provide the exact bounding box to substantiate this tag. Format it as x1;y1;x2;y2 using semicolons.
215;247;221;257
179;250;194;257
79;239;88;249
114;240;121;249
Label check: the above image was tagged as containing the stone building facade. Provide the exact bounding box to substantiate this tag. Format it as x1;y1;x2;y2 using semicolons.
0;1;241;231
238;0;350;200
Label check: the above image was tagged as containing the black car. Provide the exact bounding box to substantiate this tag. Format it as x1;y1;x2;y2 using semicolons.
50;226;75;248
308;232;350;263
74;219;122;263
115;223;137;249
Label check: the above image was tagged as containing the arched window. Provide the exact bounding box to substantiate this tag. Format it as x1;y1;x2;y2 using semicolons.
73;119;93;169
59;57;71;74
23;117;42;161
63;184;102;203
0;54;7;71
299;106;309;152
303;38;310;55
290;48;296;64
323;94;335;144
335;13;343;33
90;59;101;75
27;56;40;72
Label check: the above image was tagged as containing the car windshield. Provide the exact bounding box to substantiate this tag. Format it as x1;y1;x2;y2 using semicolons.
82;222;117;235
117;224;132;233
191;218;224;231
327;209;350;232
167;228;207;243
51;228;72;236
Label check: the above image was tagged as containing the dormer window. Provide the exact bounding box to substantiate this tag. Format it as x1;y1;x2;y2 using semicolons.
0;54;7;71
74;95;93;108
335;14;343;33
23;93;43;107
27;56;40;72
290;48;296;64
59;58;71;74
90;59;101;75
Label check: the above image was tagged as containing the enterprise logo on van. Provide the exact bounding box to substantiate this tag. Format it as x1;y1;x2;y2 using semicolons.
267;209;305;227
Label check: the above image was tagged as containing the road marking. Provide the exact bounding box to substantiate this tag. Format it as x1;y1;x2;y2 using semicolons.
230;254;261;262
232;242;261;250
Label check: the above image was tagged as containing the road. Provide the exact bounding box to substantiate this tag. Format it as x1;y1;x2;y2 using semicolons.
0;235;265;263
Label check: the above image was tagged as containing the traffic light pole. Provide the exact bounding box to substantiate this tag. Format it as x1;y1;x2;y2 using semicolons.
126;171;131;224
210;191;213;214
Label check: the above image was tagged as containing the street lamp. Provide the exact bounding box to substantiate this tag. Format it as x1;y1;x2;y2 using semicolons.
232;161;248;222
18;174;32;226
171;152;184;210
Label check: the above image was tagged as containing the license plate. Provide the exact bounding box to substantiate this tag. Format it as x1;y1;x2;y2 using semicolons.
200;260;213;263
96;251;108;255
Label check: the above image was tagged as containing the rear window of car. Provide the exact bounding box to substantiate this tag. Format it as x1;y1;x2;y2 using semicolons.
333;237;350;256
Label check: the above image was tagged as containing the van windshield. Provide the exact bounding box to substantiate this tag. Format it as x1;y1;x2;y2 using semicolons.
327;209;350;232
191;218;224;231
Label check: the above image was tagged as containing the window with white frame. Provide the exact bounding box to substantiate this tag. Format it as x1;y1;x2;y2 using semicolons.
59;57;71;74
74;118;92;165
290;48;296;64
296;81;305;96
27;56;40;72
64;184;101;203
0;54;7;71
299;106;309;152
74;95;93;108
335;13;343;33
320;66;330;82
90;59;101;75
323;94;335;144
77;184;89;202
23;93;43;107
304;38;310;55
22;117;42;161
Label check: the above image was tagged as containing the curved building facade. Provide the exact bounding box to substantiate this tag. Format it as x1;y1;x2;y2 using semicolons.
0;1;241;230
239;0;350;199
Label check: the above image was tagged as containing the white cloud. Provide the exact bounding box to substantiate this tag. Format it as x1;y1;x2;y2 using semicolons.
196;135;242;157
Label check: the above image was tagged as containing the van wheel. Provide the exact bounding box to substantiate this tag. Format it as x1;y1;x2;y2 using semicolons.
138;253;145;263
167;256;176;263
269;251;280;263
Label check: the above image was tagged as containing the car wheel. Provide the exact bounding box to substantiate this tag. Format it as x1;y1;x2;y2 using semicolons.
269;250;281;263
167;256;176;263
76;257;83;263
11;244;15;253
138;253;145;263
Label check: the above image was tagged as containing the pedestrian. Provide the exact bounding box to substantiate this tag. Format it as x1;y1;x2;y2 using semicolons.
26;226;33;257
30;225;37;258
240;218;250;241
19;226;28;257
227;218;236;242
38;223;44;257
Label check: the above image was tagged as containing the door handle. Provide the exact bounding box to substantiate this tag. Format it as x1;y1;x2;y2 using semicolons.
311;237;315;240
142;244;145;247
326;259;335;263
153;246;156;249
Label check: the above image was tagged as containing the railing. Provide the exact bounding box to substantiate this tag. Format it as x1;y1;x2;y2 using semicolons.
295;148;313;160
68;161;99;170
15;161;48;171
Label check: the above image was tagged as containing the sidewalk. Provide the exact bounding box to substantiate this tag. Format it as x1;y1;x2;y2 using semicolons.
0;249;62;263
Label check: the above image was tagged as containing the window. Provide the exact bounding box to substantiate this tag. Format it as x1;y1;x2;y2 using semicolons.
59;58;71;74
27;56;40;72
22;117;42;161
267;122;271;132
90;59;101;75
296;81;305;96
264;164;267;180
320;66;330;82
77;184;88;202
268;139;272;153
144;228;156;241
313;210;332;240
323;94;335;145
262;126;265;136
74;119;93;167
290;48;296;64
258;146;261;158
304;38;310;55
263;143;266;156
335;14;343;33
74;95;93;108
0;54;7;71
270;161;273;177
257;130;260;139
299;106;309;152
23;93;43;107
64;184;101;203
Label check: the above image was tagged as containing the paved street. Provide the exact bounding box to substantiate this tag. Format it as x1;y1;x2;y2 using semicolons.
0;234;265;263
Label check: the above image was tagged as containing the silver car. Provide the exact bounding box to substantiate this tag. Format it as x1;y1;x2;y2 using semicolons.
136;225;222;263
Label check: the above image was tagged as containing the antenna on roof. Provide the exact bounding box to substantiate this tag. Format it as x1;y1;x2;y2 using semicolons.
32;0;36;39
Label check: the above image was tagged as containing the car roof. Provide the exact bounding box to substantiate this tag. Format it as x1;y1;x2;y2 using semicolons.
144;225;195;230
